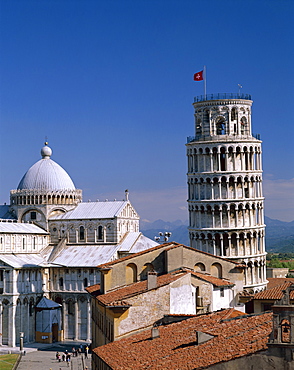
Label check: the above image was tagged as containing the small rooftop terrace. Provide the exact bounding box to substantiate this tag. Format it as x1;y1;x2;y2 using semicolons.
194;93;252;103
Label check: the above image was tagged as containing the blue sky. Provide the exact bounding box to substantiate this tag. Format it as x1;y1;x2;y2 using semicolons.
0;0;293;222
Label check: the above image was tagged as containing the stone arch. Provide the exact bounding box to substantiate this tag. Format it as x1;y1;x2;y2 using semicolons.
231;107;237;121
211;262;222;278
194;262;205;272
240;116;248;135
126;263;137;284
55;296;62;305
216;116;226;135
48;207;67;218
280;319;291;343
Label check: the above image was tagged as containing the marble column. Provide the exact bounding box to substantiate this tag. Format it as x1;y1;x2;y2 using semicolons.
74;300;79;340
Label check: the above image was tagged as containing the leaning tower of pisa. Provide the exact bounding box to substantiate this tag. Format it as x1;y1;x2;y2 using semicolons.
186;93;266;293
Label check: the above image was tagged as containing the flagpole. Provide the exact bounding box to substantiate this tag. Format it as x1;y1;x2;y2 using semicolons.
204;65;206;98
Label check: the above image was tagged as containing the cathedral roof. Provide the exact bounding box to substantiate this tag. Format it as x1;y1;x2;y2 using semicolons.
50;200;131;220
44;232;157;266
17;143;76;192
0;253;47;268
0;221;48;234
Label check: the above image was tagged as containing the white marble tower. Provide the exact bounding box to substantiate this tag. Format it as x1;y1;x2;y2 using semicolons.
186;93;266;293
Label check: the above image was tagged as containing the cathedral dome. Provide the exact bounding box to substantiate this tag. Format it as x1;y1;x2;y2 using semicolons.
17;144;76;191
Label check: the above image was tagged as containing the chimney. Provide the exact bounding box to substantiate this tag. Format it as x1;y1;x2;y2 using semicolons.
151;325;160;339
147;271;157;290
195;331;214;345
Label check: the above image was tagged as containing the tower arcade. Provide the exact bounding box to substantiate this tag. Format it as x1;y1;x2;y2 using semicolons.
186;93;266;293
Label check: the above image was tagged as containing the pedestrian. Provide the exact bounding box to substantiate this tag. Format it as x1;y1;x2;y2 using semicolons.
85;345;89;359
62;353;65;361
66;353;71;367
56;352;59;361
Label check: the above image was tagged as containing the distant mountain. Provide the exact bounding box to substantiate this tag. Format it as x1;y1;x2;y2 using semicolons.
140;219;189;246
140;219;187;231
141;217;294;252
264;216;294;252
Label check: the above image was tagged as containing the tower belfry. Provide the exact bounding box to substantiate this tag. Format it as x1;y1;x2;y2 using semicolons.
186;93;266;292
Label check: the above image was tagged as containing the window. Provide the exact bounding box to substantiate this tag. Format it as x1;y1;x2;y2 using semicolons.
216;118;226;135
79;226;85;241
30;211;37;220
68;301;74;315
0;270;3;281
59;277;64;288
29;301;34;316
84;278;88;287
98;226;103;240
220;288;224;297
231;108;237;121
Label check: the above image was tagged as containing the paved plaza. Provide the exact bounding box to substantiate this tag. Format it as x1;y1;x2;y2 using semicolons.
0;341;91;370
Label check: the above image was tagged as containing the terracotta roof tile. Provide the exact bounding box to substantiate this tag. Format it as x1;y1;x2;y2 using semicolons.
267;277;294;290
93;309;272;369
96;271;187;306
191;271;234;287
253;281;294;300
85;284;100;294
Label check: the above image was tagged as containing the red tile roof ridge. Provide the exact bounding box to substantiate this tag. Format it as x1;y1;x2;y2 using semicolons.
96;271;187;306
164;243;241;265
96;242;181;268
191;271;234;287
96;242;241;270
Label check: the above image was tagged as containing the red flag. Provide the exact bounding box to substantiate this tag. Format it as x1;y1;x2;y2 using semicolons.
194;70;203;81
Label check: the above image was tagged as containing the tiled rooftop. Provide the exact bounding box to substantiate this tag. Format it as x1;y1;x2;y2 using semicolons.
88;269;234;307
191;271;234;287
95;271;186;306
267;277;294;290
253;281;294;300
85;284;100;294
94;309;272;369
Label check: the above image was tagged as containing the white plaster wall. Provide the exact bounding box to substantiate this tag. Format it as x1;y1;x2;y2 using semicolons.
170;275;196;314
212;287;232;311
